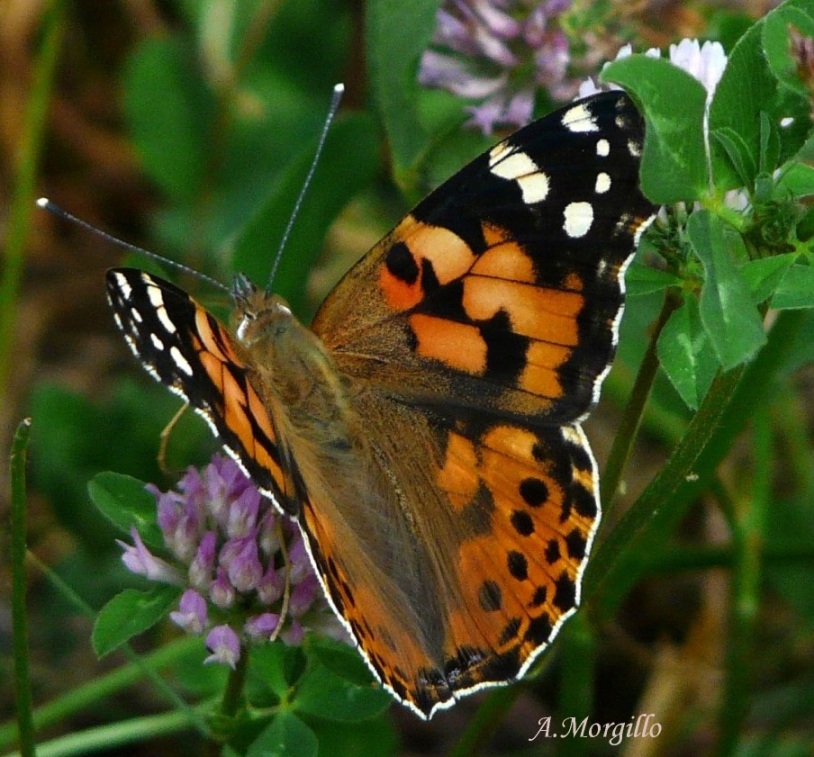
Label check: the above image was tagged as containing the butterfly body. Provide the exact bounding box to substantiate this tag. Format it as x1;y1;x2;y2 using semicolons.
106;92;656;718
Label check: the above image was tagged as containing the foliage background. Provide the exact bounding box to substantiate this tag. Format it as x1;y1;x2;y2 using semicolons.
1;0;813;755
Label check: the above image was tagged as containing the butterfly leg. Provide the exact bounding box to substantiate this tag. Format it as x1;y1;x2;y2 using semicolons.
269;518;292;643
158;402;189;474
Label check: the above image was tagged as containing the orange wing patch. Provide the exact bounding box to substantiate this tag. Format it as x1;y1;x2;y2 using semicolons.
436;420;598;695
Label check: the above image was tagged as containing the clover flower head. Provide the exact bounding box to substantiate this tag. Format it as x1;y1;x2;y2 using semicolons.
420;0;584;134
118;455;347;668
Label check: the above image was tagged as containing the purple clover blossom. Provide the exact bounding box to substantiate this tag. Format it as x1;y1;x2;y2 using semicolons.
205;625;241;669
420;0;613;134
170;589;208;633
245;613;280;640
117;455;348;669
117;528;181;584
210;566;236;609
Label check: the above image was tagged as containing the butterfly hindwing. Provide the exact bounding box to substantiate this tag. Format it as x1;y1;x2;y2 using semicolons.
292;389;602;717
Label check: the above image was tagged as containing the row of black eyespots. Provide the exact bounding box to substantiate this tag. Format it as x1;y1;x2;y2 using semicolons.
507;550;575;611
530;430;598;523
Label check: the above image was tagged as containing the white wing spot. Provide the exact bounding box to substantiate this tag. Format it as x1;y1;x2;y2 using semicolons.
595;172;611;194
561;426;582;445
146;283;164;309
596;138;610;157
562;104;598;133
518;172;550;204
150;333;165;351
157;307;177;335
171;346;194;376
489;147;550;203
146;284;178;335
563;202;594;238
627;139;642;157
113;272;132;300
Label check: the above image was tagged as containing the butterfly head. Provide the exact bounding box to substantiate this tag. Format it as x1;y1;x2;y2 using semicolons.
231;274;294;346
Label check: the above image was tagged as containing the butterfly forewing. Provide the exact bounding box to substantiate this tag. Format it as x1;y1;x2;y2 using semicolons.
106;269;296;513
105;91;656;720
313;92;655;425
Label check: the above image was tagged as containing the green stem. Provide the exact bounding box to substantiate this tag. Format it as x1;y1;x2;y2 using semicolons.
716;406;770;756
600;292;680;516
221;644;250;718
639;542;814;574
204;644;250;755
9;419;34;757
0;1;65;405
587;309;805;620
0;636;203;749
557;613;595;757
0;704;213;757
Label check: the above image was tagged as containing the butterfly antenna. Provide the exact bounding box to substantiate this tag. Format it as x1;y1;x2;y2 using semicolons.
265;82;345;293
36;197;230;295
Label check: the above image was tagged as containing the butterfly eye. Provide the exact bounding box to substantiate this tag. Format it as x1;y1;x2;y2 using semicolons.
236;310;257;343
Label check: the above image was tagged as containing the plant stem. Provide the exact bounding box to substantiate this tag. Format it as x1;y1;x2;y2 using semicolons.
587;309;805;620
221;644;250;718
10;419;34;757
204;644;250;755
0;1;65;406
716;405;770;756
600;291;680;517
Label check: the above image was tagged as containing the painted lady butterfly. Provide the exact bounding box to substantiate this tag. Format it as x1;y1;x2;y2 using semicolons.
106;91;656;719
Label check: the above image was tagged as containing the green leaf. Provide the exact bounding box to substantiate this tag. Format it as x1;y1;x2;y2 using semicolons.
625;262;682;296
763;2;814;96
709;5;812;190
689;210;767;368
657;296;719;410
798;205;814;241
308;715;398;757
712;126;757;188
776;163;814;199
247;712;318;757
603;55;709;203
231;113;380;317
305;635;375;687
292;652;392;722
248;642;305;703
740;253;797;303
366;0;440;180
88;472;163;549
773;263;814;309
92;586;181;657
123;37;214;201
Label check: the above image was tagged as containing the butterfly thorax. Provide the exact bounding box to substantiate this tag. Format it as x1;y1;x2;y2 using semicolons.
231;281;357;461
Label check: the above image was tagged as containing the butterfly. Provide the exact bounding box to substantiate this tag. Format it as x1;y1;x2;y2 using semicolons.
106;91;656;719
